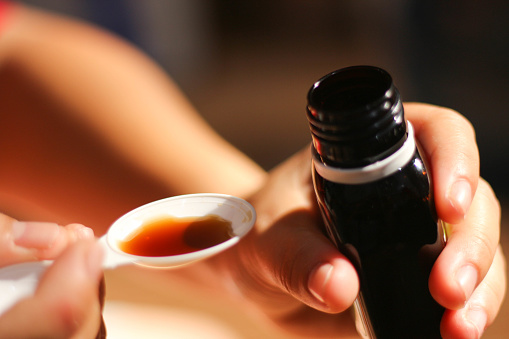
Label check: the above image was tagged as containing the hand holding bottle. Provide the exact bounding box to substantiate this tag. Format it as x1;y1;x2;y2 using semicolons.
408;103;505;339
224;102;505;339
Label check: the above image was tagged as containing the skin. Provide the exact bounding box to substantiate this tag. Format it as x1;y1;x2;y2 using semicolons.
0;218;104;339
0;3;267;234
0;4;505;339
173;104;505;339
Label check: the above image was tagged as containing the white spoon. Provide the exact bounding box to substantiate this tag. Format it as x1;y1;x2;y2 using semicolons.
0;193;256;315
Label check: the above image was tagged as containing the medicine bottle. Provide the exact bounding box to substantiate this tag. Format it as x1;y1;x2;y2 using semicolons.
307;66;445;338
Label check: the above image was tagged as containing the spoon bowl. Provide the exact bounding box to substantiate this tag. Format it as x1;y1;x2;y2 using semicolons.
103;193;256;269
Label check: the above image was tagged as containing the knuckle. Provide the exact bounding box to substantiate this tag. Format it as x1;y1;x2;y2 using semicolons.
475;231;495;257
431;106;475;134
472;247;506;320
275;244;307;295
468;230;497;270
477;178;501;214
37;303;80;339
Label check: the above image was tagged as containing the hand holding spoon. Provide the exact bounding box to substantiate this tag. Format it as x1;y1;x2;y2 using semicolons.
0;193;256;315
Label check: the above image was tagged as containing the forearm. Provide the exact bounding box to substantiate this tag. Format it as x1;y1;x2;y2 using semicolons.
0;4;266;233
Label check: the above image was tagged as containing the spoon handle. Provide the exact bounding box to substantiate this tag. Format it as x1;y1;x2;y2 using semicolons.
99;235;133;270
0;260;50;315
0;236;133;316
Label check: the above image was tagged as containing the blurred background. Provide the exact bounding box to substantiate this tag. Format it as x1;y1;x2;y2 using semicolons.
14;1;509;338
17;0;509;197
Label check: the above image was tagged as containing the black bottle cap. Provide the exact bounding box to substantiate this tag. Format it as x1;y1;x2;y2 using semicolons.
307;66;407;168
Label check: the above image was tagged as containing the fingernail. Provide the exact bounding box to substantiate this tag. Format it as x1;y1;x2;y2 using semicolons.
448;180;472;218
12;221;60;249
76;225;94;240
309;263;333;304
465;306;487;338
86;241;104;280
456;265;478;301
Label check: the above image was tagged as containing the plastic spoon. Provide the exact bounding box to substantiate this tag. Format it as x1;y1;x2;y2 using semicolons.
0;193;256;315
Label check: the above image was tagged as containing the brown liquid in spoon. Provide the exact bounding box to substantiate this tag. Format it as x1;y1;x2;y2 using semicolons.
118;215;233;257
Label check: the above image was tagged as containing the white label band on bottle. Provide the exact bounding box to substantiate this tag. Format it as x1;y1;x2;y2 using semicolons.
313;122;416;184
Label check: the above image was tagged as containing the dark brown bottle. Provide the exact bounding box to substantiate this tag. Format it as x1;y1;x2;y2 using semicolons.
307;66;446;338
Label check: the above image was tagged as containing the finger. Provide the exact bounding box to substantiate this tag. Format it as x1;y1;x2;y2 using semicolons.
404;103;479;223
242;148;359;315
253;208;360;314
0;213;94;266
0;239;104;339
429;179;500;310
441;245;506;339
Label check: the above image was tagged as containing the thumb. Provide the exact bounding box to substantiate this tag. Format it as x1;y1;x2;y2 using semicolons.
0;239;104;339
251;207;359;313
243;147;359;314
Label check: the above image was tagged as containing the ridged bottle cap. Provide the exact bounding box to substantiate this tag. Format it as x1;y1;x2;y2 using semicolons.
307;66;407;168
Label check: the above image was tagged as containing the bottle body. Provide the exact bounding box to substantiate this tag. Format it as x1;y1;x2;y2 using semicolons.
312;143;445;338
307;66;445;338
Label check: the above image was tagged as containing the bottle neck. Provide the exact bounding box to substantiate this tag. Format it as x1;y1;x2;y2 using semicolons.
307;66;407;168
313;122;416;184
